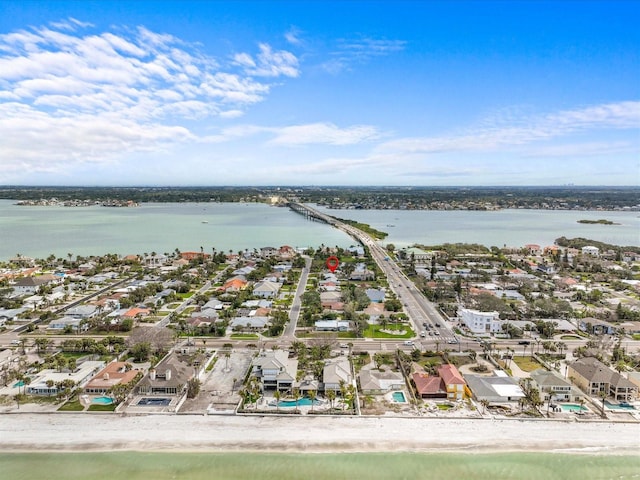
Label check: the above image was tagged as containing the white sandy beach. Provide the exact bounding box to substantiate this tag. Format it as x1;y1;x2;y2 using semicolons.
1;414;638;454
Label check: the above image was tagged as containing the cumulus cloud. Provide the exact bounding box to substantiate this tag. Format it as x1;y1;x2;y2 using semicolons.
0;21;300;176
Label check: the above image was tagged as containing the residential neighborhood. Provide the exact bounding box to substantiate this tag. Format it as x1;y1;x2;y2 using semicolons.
1;233;639;424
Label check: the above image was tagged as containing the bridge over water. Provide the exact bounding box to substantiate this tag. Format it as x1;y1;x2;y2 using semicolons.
288;202;337;225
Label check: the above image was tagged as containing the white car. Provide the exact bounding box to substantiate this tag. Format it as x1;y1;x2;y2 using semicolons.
403;340;415;346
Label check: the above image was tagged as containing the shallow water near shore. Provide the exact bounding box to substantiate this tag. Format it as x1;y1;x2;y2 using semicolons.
2;452;640;480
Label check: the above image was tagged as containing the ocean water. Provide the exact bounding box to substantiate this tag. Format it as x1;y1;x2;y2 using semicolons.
1;452;639;480
0;200;638;262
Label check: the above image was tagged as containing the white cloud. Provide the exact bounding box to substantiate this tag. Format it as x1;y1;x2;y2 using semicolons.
268;122;380;146
234;43;299;78
0;21;301;176
322;36;406;74
377;101;640;156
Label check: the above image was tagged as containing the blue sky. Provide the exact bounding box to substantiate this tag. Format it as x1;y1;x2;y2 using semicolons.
0;1;638;186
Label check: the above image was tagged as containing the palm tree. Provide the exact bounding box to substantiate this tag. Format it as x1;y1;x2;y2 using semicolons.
292;387;301;413
326;389;336;410
273;390;281;413
598;390;608;418
308;389;317;412
479;399;489;415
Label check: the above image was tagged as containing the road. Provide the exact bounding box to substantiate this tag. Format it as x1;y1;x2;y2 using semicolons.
291;203;457;345
284;255;311;338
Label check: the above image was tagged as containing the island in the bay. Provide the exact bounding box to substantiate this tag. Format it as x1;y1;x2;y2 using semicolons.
578;219;620;225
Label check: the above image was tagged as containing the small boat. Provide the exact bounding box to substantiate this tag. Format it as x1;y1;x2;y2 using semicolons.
201;221;208;224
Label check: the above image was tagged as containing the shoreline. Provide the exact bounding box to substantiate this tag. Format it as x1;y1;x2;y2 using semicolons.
1;414;639;455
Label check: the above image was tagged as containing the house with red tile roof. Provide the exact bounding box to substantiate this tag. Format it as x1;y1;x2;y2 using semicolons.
84;361;141;395
438;364;468;400
122;307;151;322
412;372;446;399
219;276;248;292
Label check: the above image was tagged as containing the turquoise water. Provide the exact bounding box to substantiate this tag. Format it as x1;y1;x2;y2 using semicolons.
392;391;407;402
12;381;24;388
560;403;588;412
277;397;321;407
605;400;636;410
1;200;638;262
91;396;114;405
1;452;639;480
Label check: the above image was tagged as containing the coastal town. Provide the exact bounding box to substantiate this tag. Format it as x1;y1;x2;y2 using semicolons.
1;207;639;426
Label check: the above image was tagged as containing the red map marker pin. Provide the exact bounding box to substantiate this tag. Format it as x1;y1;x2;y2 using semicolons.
326;256;340;273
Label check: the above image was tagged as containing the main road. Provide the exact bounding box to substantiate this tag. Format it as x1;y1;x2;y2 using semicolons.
290;202;456;346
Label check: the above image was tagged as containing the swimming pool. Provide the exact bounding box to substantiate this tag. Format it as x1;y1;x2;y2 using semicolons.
560;403;588;412
137;397;171;406
92;396;114;405
13;380;24;388
277;397;321;407
392;391;407;403
604;400;636;410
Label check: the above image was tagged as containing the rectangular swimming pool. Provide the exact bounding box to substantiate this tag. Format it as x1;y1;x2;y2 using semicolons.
137;397;171;406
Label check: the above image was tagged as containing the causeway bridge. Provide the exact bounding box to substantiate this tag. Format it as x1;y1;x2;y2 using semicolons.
288;202;337;225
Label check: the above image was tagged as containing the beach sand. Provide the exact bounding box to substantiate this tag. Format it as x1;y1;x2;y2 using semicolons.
1;414;638;454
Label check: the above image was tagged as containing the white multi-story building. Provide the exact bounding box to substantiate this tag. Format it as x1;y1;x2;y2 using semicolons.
459;307;502;334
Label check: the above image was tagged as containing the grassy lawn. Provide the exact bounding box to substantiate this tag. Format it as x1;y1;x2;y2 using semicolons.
183;306;196;314
633;334;640;341
87;403;116;412
156;311;170;316
363;324;414;339
230;334;259;340
178;292;195;299
560;335;581;340
58;399;84;411
511;356;542;372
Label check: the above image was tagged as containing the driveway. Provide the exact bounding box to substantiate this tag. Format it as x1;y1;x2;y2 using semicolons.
179;349;253;414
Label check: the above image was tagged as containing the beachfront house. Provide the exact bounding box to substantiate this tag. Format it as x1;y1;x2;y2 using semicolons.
323;358;352;393
358;367;405;395
567;357;637;401
529;369;580;403
136;352;203;396
438;364;468;401
26;360;105;396
251;350;298;392
464;371;525;404
84;362;141;395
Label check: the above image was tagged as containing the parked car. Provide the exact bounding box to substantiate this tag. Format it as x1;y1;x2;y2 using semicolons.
403;340;415;346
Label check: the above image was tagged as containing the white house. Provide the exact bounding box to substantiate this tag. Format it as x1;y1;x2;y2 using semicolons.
315;320;350;332
252;350;298;392
581;246;600;257
459;307;502;334
252;280;281;298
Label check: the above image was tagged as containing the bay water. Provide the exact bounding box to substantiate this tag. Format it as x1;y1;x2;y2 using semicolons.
0;200;637;263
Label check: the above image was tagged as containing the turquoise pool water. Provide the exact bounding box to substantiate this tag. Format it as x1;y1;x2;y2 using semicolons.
13;381;24;388
604;400;636;410
392;391;407;403
92;396;114;405
560;404;588;412
277;397;321;407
